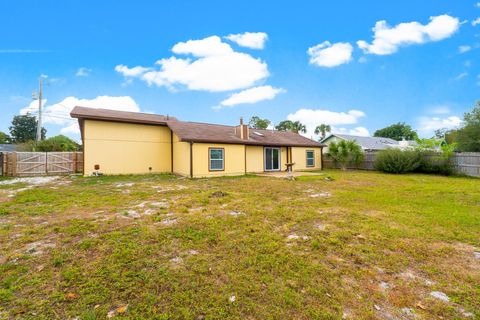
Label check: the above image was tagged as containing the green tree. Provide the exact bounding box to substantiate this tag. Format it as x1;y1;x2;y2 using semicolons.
456;101;480;152
327;140;364;170
434;128;448;139
275;120;306;134
248;116;271;129
19;135;80;152
0;131;11;144
9;114;46;143
373;122;418;141
275;120;293;131
444;129;458;145
314;124;331;139
37;135;80;152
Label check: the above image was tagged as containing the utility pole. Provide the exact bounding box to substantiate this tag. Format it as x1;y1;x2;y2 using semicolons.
36;78;43;141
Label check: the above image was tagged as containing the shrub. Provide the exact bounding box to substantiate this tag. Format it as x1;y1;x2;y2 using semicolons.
328;140;364;170
417;152;453;176
374;149;422;173
18;135;81;152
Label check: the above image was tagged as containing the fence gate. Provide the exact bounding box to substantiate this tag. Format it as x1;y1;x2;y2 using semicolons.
16;152;47;176
47;152;76;174
1;152;83;177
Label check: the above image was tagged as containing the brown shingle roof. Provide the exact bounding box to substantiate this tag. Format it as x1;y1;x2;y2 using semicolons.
70;107;324;148
168;120;324;147
70;106;174;125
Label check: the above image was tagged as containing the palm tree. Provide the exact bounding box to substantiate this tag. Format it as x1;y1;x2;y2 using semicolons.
275;120;306;134
314;124;331;139
327;140;364;170
290;121;307;134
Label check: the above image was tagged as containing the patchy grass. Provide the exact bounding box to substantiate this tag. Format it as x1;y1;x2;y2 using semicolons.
0;170;479;319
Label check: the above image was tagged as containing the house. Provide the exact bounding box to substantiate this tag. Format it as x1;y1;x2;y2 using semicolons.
70;107;324;177
0;144;18;152
320;133;417;153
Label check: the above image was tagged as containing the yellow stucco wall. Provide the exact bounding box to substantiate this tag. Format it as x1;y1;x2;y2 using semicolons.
191;143;246;177
291;147;322;170
82;120;322;176
172;133;190;176
245;146;263;173
245;146;288;173
83;120;171;175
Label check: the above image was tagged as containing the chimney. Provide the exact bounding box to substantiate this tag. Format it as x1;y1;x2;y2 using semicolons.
235;117;249;140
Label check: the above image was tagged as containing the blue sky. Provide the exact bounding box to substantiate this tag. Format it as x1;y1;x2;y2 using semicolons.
0;0;479;140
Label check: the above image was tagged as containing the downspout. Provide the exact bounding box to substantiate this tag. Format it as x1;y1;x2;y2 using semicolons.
189;141;193;178
244;145;247;175
170;130;173;173
320;147;324;170
81;119;85;176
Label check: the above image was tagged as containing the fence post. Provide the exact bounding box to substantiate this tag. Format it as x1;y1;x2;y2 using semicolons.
12;152;17;177
73;152;77;173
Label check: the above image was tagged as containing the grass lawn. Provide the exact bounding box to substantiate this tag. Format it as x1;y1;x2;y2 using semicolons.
0;170;479;319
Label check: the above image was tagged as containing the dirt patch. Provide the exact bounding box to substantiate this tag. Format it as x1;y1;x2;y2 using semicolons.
152;185;188;193
115;182;134;188
303;189;332;198
210;191;228;198
158;218;178;226
286;234;310;241
24;240;56;255
0;176;60;186
228;210;245;217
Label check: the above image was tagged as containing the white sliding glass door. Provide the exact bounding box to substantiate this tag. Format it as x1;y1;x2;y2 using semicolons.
264;147;280;171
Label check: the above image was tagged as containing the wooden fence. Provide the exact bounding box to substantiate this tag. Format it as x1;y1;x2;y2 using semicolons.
1;152;83;177
450;152;480;177
323;151;480;177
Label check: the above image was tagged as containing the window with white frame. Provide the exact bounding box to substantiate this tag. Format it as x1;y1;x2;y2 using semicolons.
306;150;315;167
209;148;224;171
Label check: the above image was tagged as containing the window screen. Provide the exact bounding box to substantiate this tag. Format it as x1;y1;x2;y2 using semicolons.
209;148;224;171
306;150;315;167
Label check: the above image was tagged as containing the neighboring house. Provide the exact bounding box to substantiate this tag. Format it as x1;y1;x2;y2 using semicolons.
71;107;324;177
320;133;418;153
0;144;18;152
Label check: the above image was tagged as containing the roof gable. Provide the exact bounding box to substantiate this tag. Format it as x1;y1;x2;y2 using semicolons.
70;106;174;125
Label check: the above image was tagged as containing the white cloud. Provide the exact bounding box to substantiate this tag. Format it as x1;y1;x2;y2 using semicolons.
307;41;353;67
20;96;140;135
476;2;480;8
357;14;460;55
453;72;468;81
61;122;80;134
430;105;451;114
335;126;370;136
218;85;284;108
417;116;462;136
115;65;151;77
172;36;233;56
458;45;472;53
473;18;480;26
76;67;92;77
225;32;268;49
115;35;269;92
286;108;366;136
